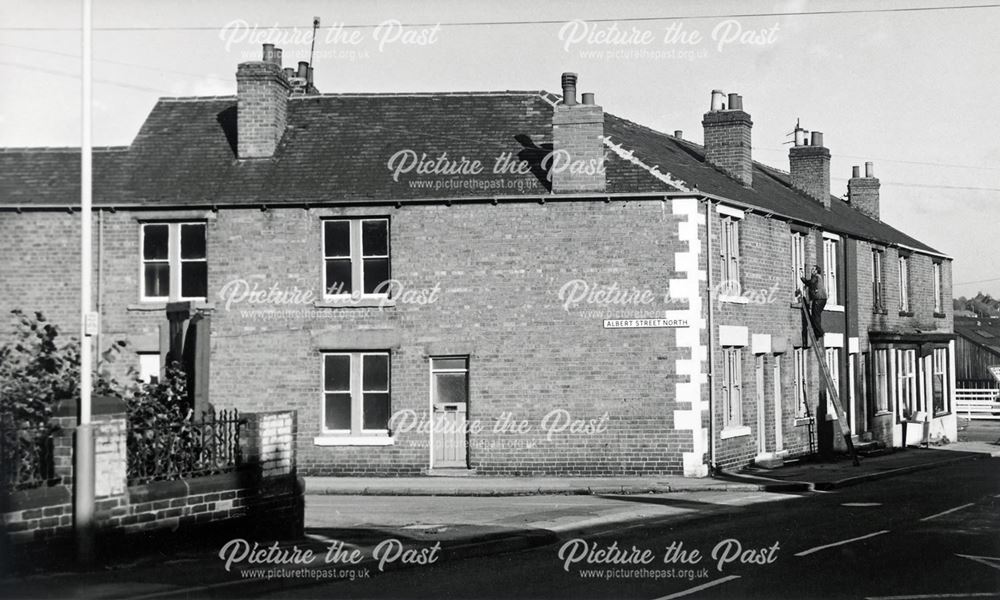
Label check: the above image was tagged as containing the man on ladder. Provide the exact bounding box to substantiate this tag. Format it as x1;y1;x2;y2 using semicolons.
796;263;860;466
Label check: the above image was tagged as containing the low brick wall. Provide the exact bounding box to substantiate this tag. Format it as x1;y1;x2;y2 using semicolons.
1;402;303;571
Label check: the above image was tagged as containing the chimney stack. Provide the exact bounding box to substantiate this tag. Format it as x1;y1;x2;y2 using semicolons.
236;44;291;159
702;89;753;187
789;123;831;208
551;72;605;193
848;160;881;220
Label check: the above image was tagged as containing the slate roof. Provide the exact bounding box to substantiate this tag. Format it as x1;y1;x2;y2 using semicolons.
0;90;940;255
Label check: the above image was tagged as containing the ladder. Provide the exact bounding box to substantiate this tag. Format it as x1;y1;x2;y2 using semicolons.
799;297;860;466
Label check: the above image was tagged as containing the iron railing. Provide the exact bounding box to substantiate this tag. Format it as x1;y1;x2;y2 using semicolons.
0;420;58;491
127;408;246;485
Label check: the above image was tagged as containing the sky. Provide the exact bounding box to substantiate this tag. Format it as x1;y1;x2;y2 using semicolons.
1;0;998;298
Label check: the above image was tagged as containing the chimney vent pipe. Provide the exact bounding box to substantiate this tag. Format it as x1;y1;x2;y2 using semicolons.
561;72;578;106
710;89;724;112
865;161;874;177
581;92;595;105
262;43;276;63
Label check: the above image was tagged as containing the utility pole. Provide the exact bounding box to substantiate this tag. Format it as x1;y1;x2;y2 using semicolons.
75;0;97;566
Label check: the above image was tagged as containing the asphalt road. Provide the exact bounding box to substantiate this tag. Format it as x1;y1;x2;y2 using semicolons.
263;457;1000;600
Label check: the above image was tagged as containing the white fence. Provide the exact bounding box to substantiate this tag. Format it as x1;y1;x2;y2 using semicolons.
956;387;1000;420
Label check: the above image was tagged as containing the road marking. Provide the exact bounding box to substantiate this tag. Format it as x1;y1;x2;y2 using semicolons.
919;503;975;522
653;575;741;600
956;554;1000;572
865;593;1000;599
841;502;883;507
794;530;890;557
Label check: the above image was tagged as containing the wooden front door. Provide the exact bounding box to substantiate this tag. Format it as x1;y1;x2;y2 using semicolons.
433;402;467;467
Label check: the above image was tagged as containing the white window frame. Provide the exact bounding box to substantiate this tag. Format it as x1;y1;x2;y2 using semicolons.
322;218;390;300
720;347;747;436
933;262;943;314
932;347;949;415
794;347;810;420
897;349;917;418
874;349;890;414
872;248;885;313
898;254;910;313
791;231;806;295
824;347;840;420
316;351;393;445
719;215;742;301
822;234;840;308
140;222;207;302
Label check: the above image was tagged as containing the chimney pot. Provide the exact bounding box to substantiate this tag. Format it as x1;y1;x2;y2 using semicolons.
727;93;739;110
283;67;295;79
581;92;595;105
298;61;309;79
674;130;683;139
262;43;276;63
794;125;806;147
865;161;874;177
852;165;861;178
811;131;824;147
710;89;724;112
561;72;578;106
307;66;314;86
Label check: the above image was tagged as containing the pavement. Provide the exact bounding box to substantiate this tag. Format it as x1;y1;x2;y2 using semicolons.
304;475;762;496
728;445;991;491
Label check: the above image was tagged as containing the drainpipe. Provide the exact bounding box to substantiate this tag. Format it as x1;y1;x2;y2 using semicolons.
96;208;103;366
704;197;718;473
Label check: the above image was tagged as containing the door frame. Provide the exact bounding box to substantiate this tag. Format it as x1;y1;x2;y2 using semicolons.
755;355;767;454
429;356;470;469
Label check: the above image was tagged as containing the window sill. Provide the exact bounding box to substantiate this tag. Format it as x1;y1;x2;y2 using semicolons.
872;308;888;315
873;410;892;417
934;312;946;319
824;304;844;313
128;301;214;312
898;311;914;317
793;417;814;427
719;425;751;439
315;297;395;309
718;295;749;305
313;435;394;446
933;411;951;418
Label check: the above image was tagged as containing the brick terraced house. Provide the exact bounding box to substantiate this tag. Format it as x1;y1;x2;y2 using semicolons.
0;45;956;477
